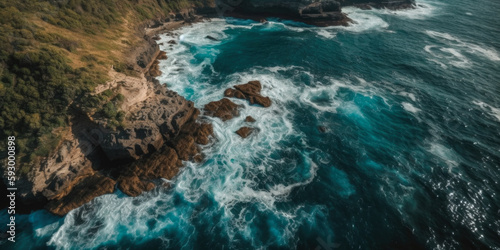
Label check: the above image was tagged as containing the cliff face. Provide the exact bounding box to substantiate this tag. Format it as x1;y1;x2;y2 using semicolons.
10;12;213;216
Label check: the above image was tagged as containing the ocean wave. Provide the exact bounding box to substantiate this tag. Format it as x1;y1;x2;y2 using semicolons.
424;30;500;68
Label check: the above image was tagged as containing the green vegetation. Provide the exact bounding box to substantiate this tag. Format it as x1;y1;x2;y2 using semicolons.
0;0;212;172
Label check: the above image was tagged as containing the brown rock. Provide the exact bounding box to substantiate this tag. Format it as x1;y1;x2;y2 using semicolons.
224;80;272;107
45;174;115;216
157;51;168;60
118;175;155;197
181;121;213;145
152;36;161;41
249;95;272;107
245;116;256;123
234;80;262;96
117;147;181;196
148;60;162;77
116;120;213;197
173;135;197;161
224;88;246;99
236;127;254;138
204;98;240;121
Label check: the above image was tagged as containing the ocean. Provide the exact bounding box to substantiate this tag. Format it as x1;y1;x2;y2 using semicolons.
2;0;500;248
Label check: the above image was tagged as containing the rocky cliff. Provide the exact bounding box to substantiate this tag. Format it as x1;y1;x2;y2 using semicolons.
10;12;213;216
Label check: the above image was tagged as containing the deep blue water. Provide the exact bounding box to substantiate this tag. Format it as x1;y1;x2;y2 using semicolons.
3;0;500;249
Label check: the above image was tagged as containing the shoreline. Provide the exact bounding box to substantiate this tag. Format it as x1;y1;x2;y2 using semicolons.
6;2;417;216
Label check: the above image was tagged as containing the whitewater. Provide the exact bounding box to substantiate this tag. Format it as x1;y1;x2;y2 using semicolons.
2;0;500;249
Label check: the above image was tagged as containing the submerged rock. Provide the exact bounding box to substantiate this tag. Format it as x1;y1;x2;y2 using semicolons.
318;126;328;133
205;35;219;41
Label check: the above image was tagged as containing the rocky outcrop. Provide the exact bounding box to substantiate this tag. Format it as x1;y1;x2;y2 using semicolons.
224;0;349;26
236;127;255;138
204;98;240;121
219;0;415;26
117;118;212;197
148;51;168;77
6;14;214;216
224;80;272;107
338;0;415;10
245;116;256;123
96;81;198;162
45;173;115;216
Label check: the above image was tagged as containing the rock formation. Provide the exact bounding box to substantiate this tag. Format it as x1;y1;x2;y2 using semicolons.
220;0;415;26
245;116;256;123
236;127;255;138
9;13;214;216
204;98;241;121
224;80;272;107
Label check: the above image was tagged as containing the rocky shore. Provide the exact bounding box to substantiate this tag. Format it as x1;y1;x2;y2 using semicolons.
221;0;415;26
4;0;417;216
10;10;214;216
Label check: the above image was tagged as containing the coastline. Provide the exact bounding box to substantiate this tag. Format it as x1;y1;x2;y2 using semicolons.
5;1;417;216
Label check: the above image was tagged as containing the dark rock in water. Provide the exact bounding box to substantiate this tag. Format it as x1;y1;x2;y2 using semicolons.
205;35;219;41
117;120;213;197
341;0;415;10
236;127;254;138
225;80;272;107
318;126;328;133
224;88;246;99
245;116;256;123
355;4;372;10
222;0;349;26
259;18;268;23
168;40;177;45
220;0;414;26
204;98;240;121
152;36;161;41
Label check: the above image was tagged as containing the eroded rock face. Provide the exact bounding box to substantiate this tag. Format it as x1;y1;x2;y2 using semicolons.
2;9;215;216
148;51;168;77
45;173;115;216
224;80;272;107
97;82;198;162
204;98;240;121
117;120;213;196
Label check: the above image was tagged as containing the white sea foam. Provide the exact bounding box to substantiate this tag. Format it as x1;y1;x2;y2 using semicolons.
341;8;390;32
315;29;337;39
46;20;342;249
428;142;460;169
375;0;439;20
425;30;500;67
472;101;500;123
402;102;421;114
399;91;417;102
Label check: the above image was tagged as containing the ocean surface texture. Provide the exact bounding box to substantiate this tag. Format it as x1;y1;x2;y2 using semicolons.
3;0;500;249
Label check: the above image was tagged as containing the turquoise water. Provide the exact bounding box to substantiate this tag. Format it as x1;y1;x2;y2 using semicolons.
3;0;500;249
